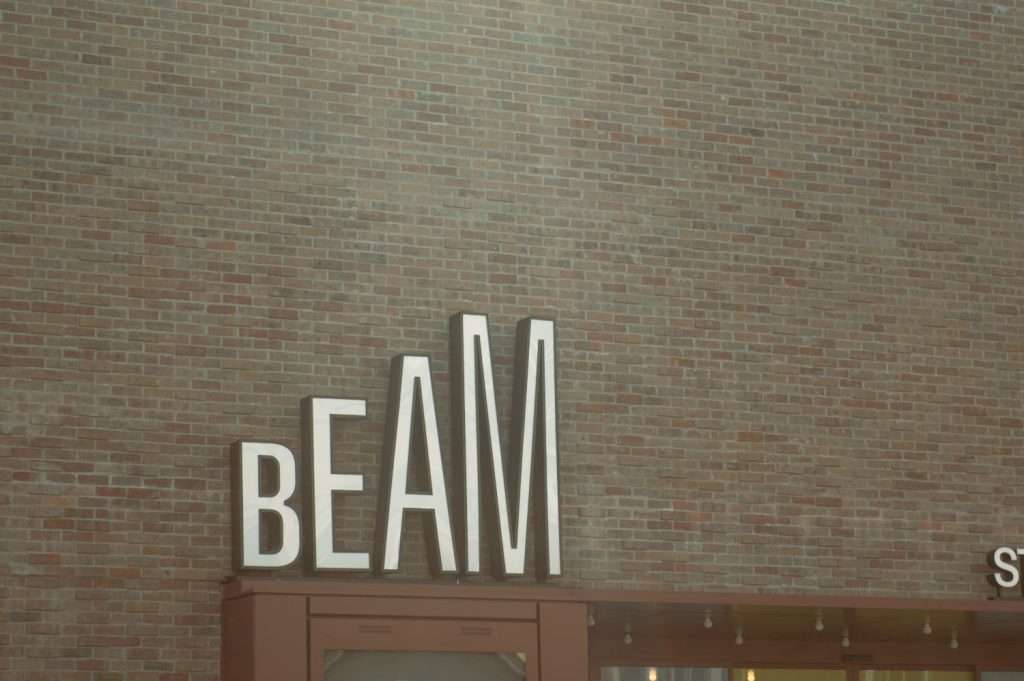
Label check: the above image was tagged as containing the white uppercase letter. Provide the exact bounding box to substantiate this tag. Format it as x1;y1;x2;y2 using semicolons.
233;441;301;569
302;397;371;571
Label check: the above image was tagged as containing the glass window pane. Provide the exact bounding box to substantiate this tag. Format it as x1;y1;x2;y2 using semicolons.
324;650;526;681
733;670;845;681
861;672;974;681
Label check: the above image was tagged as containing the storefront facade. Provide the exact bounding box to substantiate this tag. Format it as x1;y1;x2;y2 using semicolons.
4;0;1024;679
222;578;1024;680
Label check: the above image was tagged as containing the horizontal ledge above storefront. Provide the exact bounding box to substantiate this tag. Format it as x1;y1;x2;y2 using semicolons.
222;576;1024;614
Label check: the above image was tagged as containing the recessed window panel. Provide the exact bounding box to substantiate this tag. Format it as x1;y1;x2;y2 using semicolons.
324;650;526;681
601;668;728;681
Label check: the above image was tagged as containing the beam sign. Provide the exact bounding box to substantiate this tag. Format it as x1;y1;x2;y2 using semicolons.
230;312;563;580
451;313;562;578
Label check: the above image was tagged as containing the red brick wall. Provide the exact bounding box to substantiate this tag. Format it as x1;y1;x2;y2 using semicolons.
2;0;1024;677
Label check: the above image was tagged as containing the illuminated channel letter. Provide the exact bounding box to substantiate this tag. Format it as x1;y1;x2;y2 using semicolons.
988;546;1023;589
301;397;370;571
451;313;562;578
376;355;458;574
232;442;301;569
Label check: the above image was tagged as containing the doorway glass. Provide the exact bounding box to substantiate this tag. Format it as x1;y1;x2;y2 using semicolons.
323;650;527;681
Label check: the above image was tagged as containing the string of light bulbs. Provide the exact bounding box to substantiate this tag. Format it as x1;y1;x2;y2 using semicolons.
602;607;961;654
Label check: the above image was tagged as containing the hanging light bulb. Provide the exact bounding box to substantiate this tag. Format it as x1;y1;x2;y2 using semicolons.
624;622;633;646
950;629;959;650
841;628;850;648
922;616;932;635
704;609;713;629
735;626;744;645
587;606;596;628
747;670;756;681
814;609;824;632
648;668;658;681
